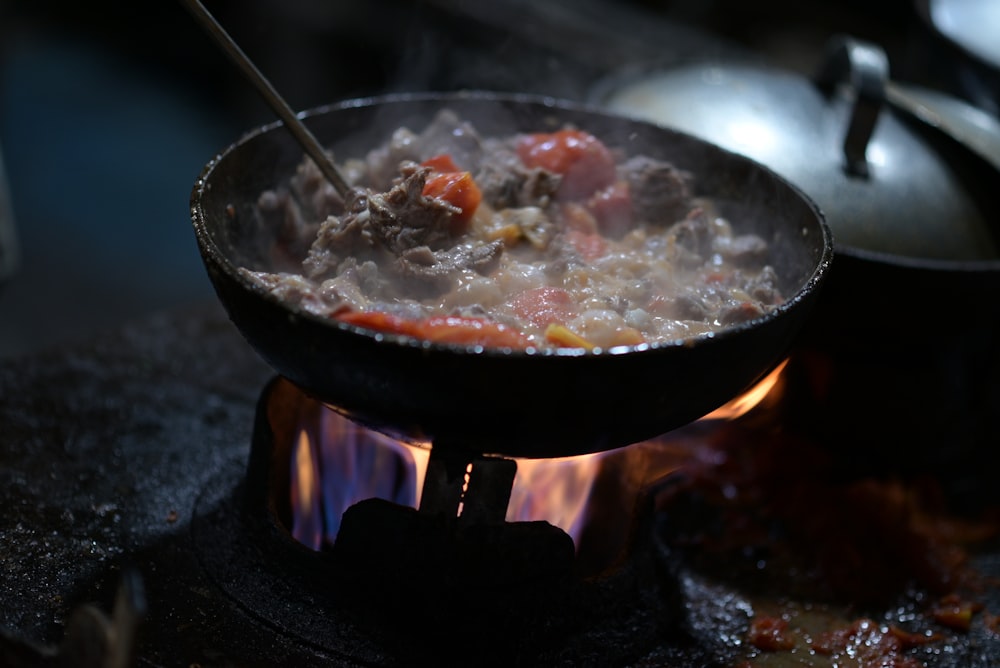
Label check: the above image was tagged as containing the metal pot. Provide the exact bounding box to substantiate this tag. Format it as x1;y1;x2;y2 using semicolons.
592;36;1000;486
594;35;1000;264
190;91;832;460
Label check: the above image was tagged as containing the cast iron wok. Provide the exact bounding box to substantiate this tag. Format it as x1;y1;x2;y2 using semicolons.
190;91;832;459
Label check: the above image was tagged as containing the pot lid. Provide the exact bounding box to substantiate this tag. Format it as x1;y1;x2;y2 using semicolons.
595;36;1000;262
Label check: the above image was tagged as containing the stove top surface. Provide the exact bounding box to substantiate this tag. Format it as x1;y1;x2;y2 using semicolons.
0;303;286;663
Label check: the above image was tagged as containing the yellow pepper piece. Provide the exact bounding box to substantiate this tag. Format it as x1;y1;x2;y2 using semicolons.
544;324;595;350
485;223;522;246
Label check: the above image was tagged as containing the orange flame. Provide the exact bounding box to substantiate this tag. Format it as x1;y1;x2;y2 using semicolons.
289;410;425;550
702;359;788;420
508;453;602;542
288;358;790;551
289;412;603;548
290;429;323;550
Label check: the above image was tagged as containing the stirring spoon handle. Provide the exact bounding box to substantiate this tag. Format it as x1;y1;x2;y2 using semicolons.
180;0;352;197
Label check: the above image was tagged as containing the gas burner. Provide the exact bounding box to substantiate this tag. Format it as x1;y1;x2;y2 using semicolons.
191;376;687;666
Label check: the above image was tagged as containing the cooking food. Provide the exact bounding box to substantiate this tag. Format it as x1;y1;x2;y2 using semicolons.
241;110;785;350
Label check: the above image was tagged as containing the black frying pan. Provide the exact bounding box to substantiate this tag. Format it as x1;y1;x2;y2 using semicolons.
190;92;832;459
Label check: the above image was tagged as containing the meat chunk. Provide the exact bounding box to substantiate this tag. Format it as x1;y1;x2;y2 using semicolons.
302;163;503;297
254;188;319;270
289;153;350;222
302;188;374;281
240;269;332;316
714;233;770;269
475;140;562;210
395;241;504;293
666;208;715;268
620;155;692;224
367;164;460;253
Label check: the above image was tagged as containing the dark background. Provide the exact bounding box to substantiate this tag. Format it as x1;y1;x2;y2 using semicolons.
0;0;924;358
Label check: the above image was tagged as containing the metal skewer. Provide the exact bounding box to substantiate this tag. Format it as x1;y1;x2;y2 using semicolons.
180;0;352;197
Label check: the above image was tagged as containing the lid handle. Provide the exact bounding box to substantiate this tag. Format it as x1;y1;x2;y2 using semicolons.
815;35;889;178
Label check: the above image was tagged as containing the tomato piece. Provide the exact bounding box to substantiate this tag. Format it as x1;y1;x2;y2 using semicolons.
586;181;633;238
509;287;576;328
516;129;610;176
336;310;421;337
421;154;462;173
565;228;608;261
747;615;796;652
705;271;729;283
516;129;616;200
559;201;599;234
337;311;529;348
413;315;530;348
887;625;942;648
422;171;482;234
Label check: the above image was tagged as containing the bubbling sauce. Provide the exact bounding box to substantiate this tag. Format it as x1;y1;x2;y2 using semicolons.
241;109;784;350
